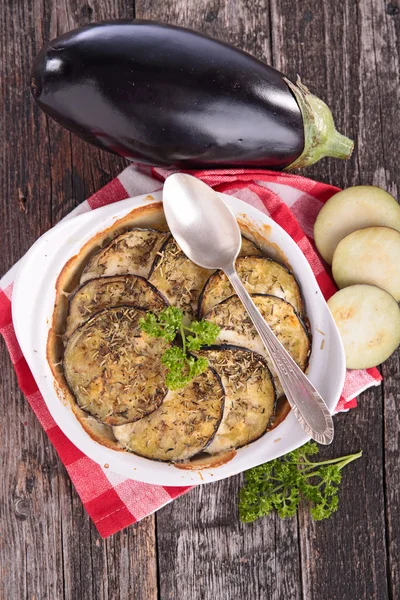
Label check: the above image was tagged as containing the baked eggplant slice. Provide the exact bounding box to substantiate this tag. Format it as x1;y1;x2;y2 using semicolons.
64;306;169;425
239;237;263;258
195;346;276;453
149;237;213;322
65;275;167;338
149;236;263;322
80;228;169;283
204;294;310;396
199;256;303;318
113;368;225;461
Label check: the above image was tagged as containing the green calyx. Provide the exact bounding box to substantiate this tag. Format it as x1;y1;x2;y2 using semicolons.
284;77;354;170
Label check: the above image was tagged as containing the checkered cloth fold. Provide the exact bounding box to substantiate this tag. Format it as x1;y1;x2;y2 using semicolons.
0;165;382;537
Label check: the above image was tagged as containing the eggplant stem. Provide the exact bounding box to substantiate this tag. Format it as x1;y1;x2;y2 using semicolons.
283;77;354;170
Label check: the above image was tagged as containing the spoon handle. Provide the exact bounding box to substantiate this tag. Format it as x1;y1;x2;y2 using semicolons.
225;266;334;445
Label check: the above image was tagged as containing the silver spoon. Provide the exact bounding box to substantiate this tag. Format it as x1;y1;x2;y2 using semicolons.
163;173;334;445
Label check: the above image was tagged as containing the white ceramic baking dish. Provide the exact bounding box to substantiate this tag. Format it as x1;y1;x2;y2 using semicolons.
12;190;346;486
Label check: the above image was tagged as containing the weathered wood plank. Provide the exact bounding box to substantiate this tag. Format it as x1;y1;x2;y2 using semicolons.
0;1;158;599
271;1;398;598
136;0;273;60
382;351;400;598
155;477;302;600
0;2;62;597
355;4;400;598
269;0;359;188
298;391;389;600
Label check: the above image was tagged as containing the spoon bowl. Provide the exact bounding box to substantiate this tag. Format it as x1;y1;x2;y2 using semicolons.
163;174;242;270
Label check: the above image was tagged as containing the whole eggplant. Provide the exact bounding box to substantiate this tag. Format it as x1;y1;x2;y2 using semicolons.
30;20;353;170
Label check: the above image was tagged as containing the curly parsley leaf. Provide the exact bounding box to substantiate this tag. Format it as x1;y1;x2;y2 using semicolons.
139;306;183;342
159;306;184;330
187;355;209;378
162;347;209;390
186;320;222;351
162;346;186;370
140;307;219;389
239;442;362;523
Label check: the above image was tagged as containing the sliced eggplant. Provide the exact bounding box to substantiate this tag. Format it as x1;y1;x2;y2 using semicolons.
327;284;400;369
238;237;263;258
113;368;225;461
64;306;170;425
199;256;303;318
204;294;310;396
65;275;167;338
332;226;400;301
149;237;213;322
314;186;400;264
149;236;264;322
80;228;169;283
195;346;276;453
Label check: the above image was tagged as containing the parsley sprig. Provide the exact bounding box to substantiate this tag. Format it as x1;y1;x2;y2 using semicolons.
139;307;220;390
239;442;362;522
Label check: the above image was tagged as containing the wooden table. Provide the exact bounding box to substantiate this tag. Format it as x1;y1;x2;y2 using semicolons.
1;1;399;598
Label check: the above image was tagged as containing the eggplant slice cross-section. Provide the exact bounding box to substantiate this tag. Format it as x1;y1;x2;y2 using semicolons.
149;237;213;323
199;256;303;318
113;368;225;462
149;236;264;323
204;294;310;397
65;274;167;339
80;228;170;283
64;306;170;426
196;346;276;453
238;237;263;258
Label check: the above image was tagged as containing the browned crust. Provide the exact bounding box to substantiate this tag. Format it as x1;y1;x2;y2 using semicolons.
237;218;307;317
115;366;225;463
71;405;124;451
174;449;237;470
47;330;123;450
175;398;292;469
204;293;311;375
238;218;290;267
195;344;277;452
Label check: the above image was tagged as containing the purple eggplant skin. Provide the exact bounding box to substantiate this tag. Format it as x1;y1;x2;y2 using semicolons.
30;20;303;169
30;21;352;170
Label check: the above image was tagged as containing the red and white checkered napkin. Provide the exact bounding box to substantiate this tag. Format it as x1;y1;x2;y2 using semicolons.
0;165;382;537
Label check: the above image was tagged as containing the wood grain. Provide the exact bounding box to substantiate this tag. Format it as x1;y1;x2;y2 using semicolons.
298;392;389;600
382;352;400;599
271;1;398;598
1;0;400;598
0;1;157;599
154;477;303;600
